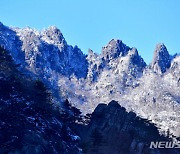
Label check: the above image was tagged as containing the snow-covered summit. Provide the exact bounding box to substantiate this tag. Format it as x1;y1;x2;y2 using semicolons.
151;43;171;74
41;26;67;46
102;39;130;60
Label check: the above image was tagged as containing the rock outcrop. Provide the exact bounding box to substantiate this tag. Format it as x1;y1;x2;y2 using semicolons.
76;101;179;154
151;43;171;74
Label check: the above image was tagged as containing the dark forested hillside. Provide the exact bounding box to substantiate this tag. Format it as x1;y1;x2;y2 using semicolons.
0;46;81;153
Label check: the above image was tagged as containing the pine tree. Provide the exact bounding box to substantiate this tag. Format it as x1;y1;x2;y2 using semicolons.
62;99;82;123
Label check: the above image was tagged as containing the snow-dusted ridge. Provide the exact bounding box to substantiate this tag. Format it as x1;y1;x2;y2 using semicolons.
0;22;179;137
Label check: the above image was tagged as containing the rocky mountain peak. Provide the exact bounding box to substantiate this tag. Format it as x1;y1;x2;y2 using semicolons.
102;39;130;60
151;43;171;74
87;49;98;60
41;26;66;46
88;48;94;55
128;47;146;68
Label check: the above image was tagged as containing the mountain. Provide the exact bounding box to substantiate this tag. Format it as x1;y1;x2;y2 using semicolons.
0;22;88;81
75;101;179;154
102;39;130;60
0;21;179;138
151;43;171;74
1;51;178;154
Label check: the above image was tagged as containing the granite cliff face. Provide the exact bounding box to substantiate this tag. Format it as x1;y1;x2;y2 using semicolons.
151;43;171;74
0;22;180;138
0;22;88;80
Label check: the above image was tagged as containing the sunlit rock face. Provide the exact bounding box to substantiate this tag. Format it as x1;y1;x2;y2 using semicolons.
151;43;171;74
0;22;88;79
102;39;130;60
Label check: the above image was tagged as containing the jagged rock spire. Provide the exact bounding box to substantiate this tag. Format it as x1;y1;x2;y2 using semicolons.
41;26;66;46
128;47;146;69
151;43;171;74
102;39;130;60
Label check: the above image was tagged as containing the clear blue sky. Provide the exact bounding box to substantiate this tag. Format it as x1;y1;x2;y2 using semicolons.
0;0;180;64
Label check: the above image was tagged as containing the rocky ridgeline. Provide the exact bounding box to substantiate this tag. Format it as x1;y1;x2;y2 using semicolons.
75;101;179;154
0;21;179;137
